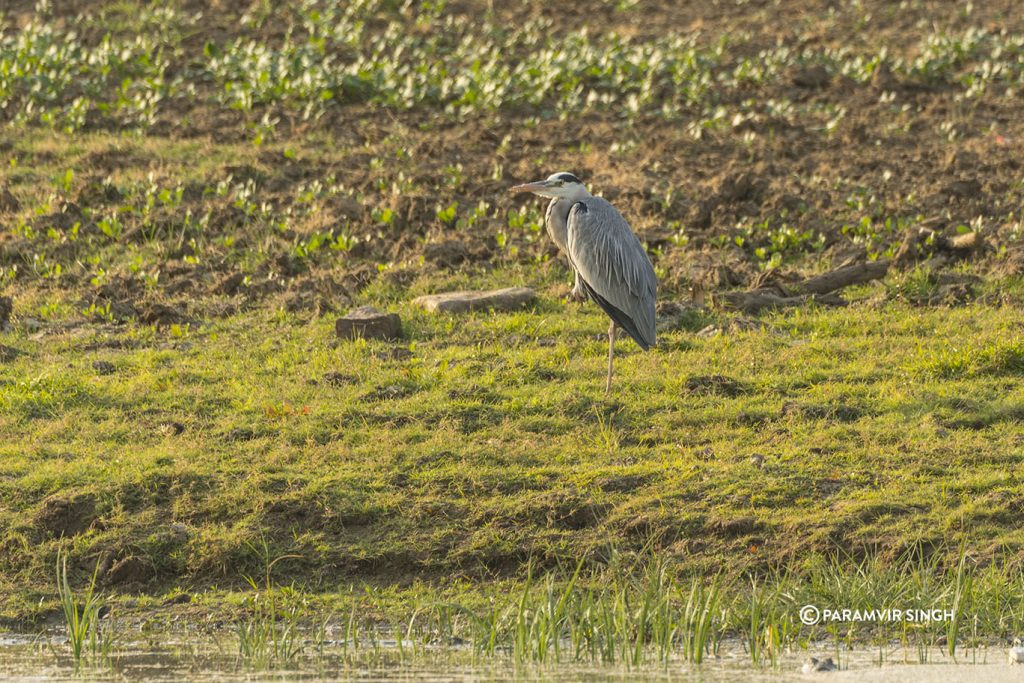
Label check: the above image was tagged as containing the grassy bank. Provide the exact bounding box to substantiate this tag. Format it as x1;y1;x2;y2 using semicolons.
3;0;1024;646
4;287;1024;618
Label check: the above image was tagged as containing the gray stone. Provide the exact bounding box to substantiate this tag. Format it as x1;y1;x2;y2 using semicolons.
801;656;838;673
335;306;402;340
413;287;535;314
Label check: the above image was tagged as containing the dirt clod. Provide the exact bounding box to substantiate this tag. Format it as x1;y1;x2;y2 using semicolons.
714;172;764;204
104;556;152;587
33;493;97;538
710;516;759;537
214;272;246;295
791;64;830;89
423;240;469;268
941;178;982;199
140;303;188;327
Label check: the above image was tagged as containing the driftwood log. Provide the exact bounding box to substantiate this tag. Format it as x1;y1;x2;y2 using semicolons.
716;260;890;314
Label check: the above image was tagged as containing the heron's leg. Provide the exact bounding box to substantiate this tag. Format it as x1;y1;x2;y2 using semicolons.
605;320;616;394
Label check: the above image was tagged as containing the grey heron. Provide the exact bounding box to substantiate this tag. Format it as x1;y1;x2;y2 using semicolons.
510;172;657;392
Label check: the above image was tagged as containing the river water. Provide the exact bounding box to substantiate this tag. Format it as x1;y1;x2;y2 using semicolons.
2;632;1022;681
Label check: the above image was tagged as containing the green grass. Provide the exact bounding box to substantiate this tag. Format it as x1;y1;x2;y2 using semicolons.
4;293;1024;615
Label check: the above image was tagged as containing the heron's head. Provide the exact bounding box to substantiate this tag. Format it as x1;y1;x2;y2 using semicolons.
509;172;589;200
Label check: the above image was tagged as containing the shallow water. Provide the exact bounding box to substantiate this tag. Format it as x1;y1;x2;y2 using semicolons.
1;632;1022;682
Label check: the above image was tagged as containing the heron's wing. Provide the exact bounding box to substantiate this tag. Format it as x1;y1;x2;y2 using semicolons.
566;198;657;349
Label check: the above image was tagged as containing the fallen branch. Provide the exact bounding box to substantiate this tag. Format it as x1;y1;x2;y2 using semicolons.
716;260;889;314
793;260;890;295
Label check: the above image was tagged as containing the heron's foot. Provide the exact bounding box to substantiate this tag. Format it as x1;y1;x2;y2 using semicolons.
567;287;587;304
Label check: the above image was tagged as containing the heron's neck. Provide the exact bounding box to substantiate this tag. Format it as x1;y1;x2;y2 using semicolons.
545;198;574;253
563;187;591;202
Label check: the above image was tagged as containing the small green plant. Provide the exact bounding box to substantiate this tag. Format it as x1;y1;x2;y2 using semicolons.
56;548;110;666
435;201;458;226
235;540;307;668
680;576;721;664
371;207;394;225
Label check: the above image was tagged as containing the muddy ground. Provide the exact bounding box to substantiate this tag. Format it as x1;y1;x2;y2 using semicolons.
2;0;1023;318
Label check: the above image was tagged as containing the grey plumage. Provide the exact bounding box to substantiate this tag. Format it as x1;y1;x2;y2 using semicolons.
543;194;656;350
565;198;656;350
511;172;657;392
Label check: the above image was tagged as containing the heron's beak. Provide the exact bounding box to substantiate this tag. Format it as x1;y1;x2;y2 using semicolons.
509;181;550;194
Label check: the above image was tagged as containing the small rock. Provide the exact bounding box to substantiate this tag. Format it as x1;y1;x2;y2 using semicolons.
1008;638;1024;664
335;306;402;340
413;287;536;314
802;657;838;673
93;360;116;375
